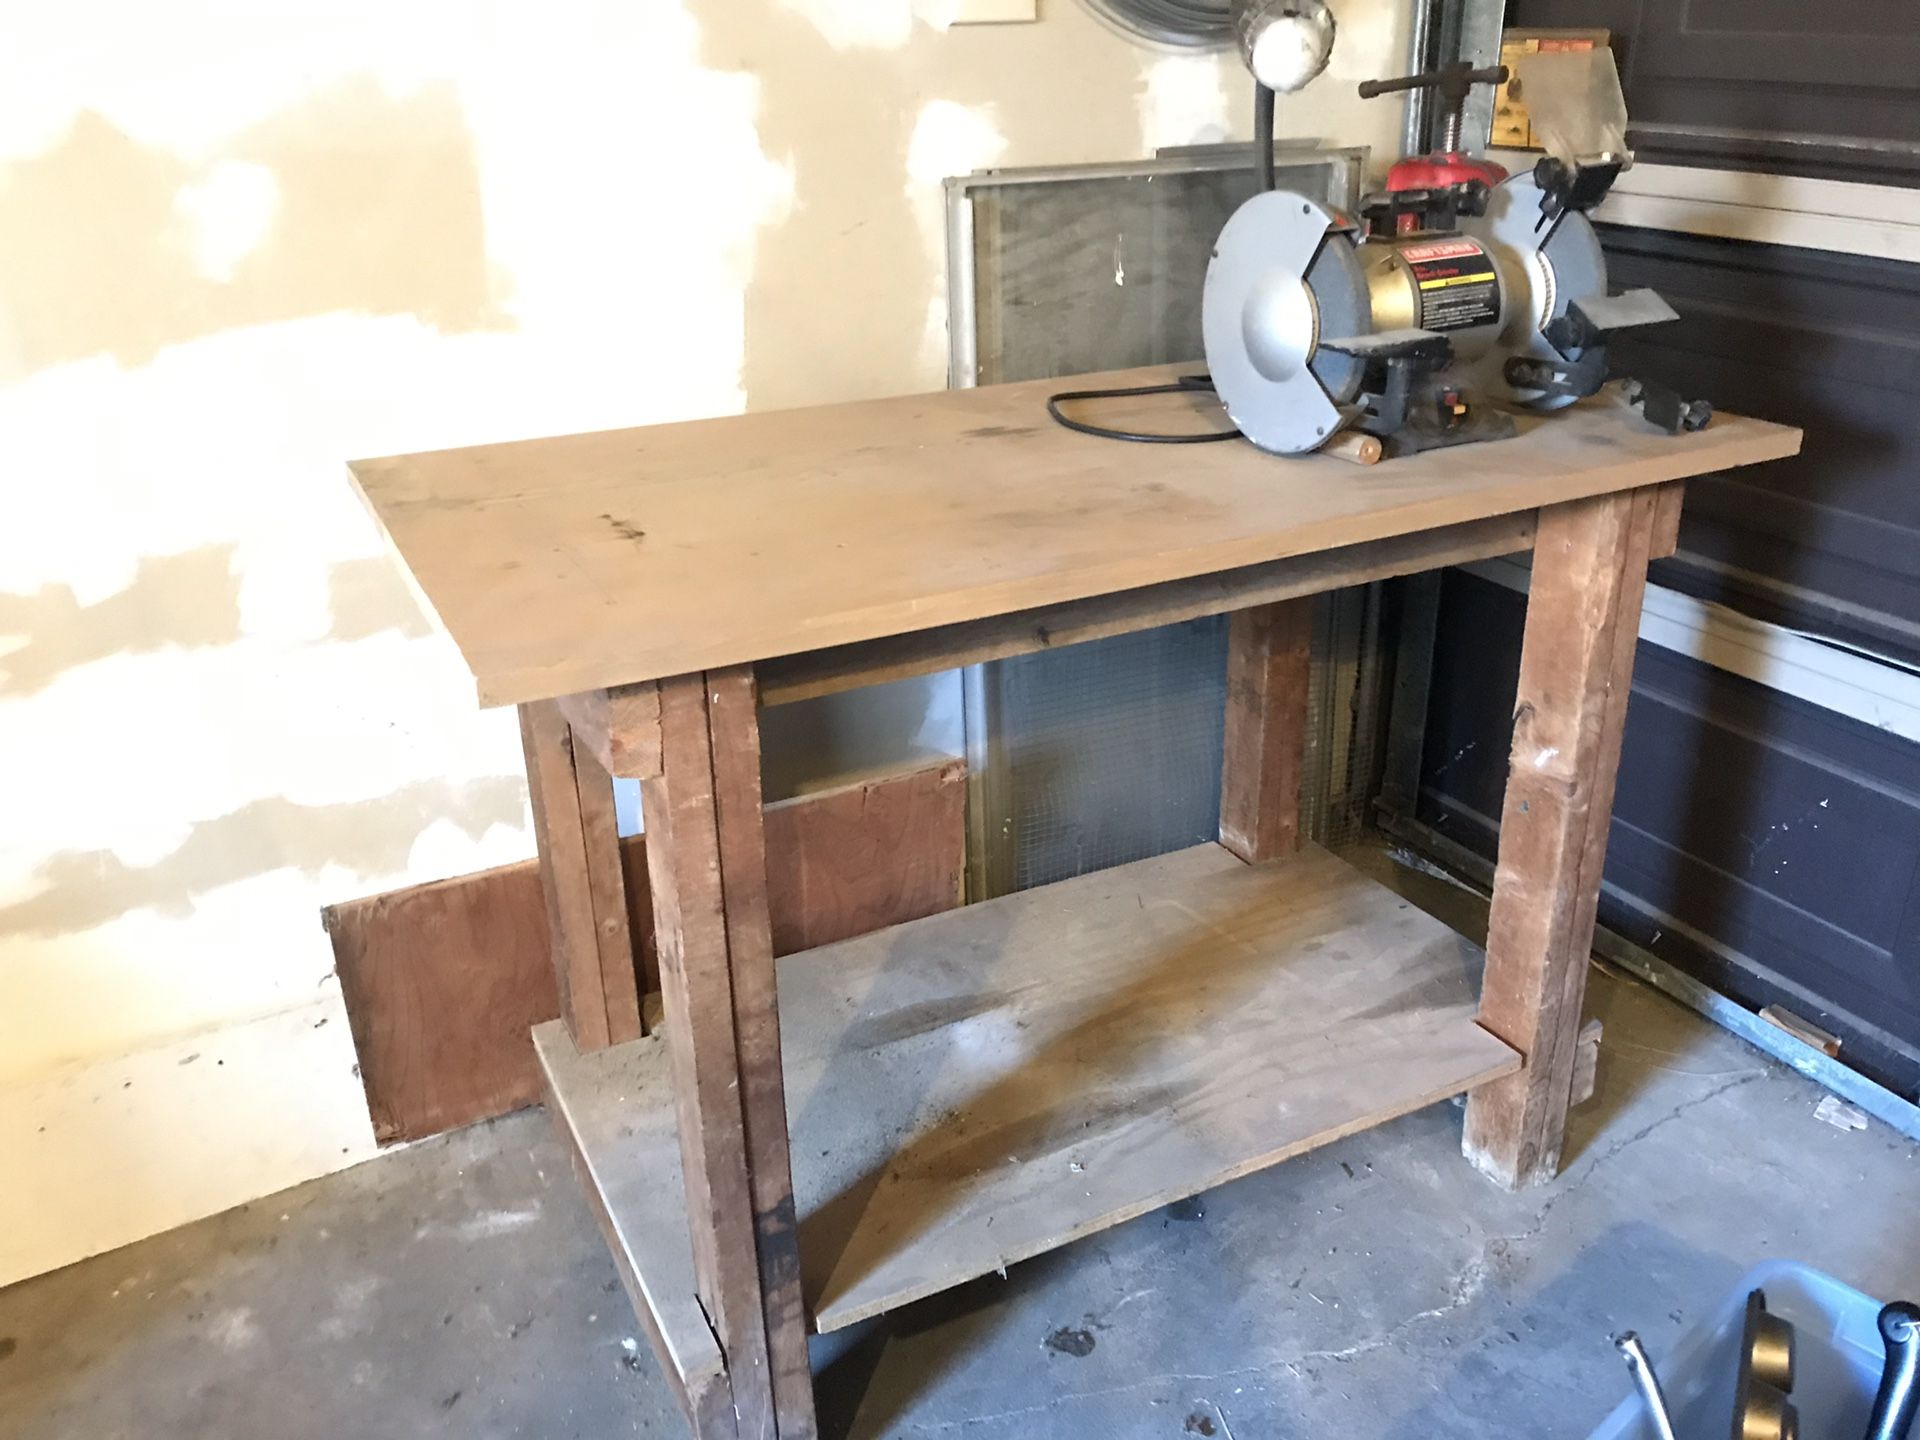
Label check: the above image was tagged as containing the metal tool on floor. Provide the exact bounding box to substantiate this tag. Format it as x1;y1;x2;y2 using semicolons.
1734;1289;1801;1440
1863;1302;1920;1440
1615;1331;1681;1440
1614;1289;1805;1440
1594;1268;1920;1440
1742;1288;1800;1393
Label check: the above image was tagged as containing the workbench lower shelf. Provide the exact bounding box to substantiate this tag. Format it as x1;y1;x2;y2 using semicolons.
537;841;1519;1386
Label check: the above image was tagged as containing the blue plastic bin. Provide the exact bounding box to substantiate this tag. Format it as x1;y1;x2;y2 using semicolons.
1590;1261;1892;1440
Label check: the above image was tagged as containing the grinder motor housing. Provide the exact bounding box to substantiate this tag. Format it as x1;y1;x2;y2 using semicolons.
1203;57;1693;457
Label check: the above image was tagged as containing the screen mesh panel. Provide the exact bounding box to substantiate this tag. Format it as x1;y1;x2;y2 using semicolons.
949;147;1383;897
955;151;1363;389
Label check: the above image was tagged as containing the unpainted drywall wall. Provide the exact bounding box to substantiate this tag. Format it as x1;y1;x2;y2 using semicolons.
0;0;1413;1283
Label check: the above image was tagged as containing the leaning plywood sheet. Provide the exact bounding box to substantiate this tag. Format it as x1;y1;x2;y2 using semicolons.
329;759;965;1144
329;863;555;1146
347;369;1801;705
764;760;965;954
545;842;1520;1338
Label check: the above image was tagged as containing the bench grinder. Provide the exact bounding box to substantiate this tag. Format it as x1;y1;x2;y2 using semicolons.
1204;55;1702;457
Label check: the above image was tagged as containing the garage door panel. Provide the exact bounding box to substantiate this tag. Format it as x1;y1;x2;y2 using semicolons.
1603;823;1918;1036
1419;571;1920;1090
1512;0;1920;185
1458;0;1920;1098
1596;227;1920;664
1637;2;1920;84
1615;687;1917;950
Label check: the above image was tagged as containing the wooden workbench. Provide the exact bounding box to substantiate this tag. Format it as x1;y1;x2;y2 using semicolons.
350;365;1801;1440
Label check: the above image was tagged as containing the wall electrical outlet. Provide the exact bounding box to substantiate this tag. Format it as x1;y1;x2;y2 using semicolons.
952;0;1039;22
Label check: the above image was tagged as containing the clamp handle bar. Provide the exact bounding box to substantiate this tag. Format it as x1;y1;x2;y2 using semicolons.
1358;64;1508;100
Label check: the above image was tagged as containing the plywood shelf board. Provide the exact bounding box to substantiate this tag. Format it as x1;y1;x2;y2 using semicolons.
348;368;1801;706
543;843;1520;1341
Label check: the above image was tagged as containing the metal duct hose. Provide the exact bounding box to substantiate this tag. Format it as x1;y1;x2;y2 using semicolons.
1078;0;1231;46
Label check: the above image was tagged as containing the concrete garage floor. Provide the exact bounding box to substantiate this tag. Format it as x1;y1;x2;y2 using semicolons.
4;855;1917;1440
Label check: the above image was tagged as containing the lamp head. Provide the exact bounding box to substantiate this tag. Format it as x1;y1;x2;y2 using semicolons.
1232;0;1336;94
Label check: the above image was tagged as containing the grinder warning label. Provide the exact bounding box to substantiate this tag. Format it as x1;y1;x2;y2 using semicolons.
1402;238;1500;333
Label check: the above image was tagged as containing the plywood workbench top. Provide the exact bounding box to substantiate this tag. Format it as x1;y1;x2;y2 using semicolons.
348;365;1802;707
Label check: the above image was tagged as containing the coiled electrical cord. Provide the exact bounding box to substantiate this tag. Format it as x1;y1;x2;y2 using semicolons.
1045;373;1242;444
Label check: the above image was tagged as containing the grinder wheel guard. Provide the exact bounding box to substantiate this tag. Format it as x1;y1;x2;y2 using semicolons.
1202;191;1369;456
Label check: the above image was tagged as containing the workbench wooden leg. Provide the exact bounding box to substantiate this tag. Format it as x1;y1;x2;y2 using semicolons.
519;699;644;1050
1649;479;1687;560
643;671;813;1440
707;670;814;1439
1220;598;1314;862
1463;489;1659;1190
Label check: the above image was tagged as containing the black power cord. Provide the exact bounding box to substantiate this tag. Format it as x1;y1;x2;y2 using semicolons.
1045;373;1242;445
